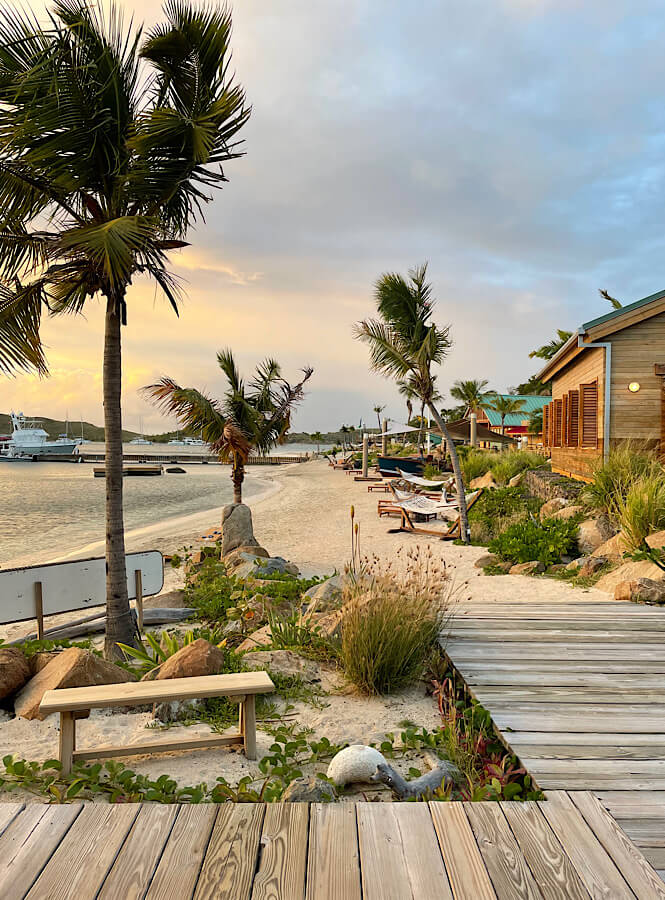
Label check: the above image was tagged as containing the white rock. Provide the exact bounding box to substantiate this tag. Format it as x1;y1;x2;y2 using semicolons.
326;744;387;787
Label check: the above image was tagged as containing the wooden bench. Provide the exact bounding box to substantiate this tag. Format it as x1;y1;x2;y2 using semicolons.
39;672;275;773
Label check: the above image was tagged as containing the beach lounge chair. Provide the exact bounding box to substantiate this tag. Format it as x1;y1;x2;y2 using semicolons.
330;453;353;469
388;490;484;539
397;469;454;493
378;482;446;516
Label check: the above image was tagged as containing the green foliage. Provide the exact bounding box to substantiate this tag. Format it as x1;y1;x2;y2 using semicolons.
489;517;579;566
14;638;95;659
423;462;445;479
584;445;662;516
611;474;665;551
468;486;541;544
461;449;493;483
490;451;544;485
170;553;182;569
117;626;228;676
266;611;339;663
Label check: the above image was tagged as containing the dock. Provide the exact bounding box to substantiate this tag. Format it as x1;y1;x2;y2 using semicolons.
446;594;665;879
93;465;163;477
0;794;662;898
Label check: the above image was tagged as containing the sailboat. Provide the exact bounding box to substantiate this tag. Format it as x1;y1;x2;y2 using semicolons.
129;417;152;445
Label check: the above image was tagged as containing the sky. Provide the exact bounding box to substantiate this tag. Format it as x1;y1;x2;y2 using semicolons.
3;0;665;433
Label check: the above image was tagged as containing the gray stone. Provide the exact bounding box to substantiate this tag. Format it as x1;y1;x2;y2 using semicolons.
221;503;259;556
549;505;584;522
282;776;337;802
615;578;665;604
302;575;344;616
153;698;201;724
509;560;545;576
508;472;524;487
474;554;500;570
577;517;614;555
540;498;569;520
256;557;300;577
566;558;583;572
578;556;608;578
242;649;321;683
327;745;387;787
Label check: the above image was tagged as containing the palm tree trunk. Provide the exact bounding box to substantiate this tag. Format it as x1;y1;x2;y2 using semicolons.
103;293;134;659
427;402;470;544
232;458;244;504
417;401;425;457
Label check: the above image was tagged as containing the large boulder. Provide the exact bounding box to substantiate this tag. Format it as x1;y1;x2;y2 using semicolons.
242;649;321;683
302;575;344;616
224;548;269;574
0;649;31;701
474;554;501;570
327;745;386;787
540;498;569;521
591;532;630;562
646;531;665;551
221;503;259;557
577;518;614;555
596;560;665;594
509;561;545;576
550;505;584;522
144;638;225;681
615;578;665;604
470;471;497;490
14;649;134;721
508;473;524;487
237;626;273;653
578;556;607;578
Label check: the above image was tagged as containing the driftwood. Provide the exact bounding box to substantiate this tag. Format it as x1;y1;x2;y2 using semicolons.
370;755;459;800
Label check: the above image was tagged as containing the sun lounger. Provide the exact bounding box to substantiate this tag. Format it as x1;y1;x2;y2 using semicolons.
388;490;484;539
330;453;353;469
378;482;446;516
397;469;454;492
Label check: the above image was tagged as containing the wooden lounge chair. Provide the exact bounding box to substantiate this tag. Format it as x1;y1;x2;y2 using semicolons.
378;482;446;516
330;453;353;469
388;489;484;539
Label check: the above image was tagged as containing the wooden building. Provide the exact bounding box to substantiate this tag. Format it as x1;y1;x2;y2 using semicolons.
472;394;550;445
537;288;665;480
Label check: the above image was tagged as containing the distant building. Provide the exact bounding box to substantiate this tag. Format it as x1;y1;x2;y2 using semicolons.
537;288;665;481
471;394;550;444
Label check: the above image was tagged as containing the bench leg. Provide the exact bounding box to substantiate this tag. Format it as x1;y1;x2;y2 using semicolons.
242;695;256;760
59;712;75;775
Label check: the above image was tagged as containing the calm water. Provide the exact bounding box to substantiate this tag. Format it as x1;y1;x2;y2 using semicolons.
0;459;269;569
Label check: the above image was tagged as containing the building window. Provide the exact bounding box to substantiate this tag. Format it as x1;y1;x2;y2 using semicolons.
568;390;579;447
580;381;598;447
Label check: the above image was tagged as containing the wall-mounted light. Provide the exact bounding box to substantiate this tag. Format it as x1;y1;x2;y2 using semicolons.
628;382;641;393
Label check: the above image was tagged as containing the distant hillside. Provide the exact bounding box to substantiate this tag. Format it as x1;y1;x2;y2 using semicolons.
0;413;138;442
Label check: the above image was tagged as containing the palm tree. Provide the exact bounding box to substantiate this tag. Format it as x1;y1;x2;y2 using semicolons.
339;425;350;450
398;380;416;426
0;1;250;657
482;395;527;435
354;262;471;542
373;404;386;431
145;351;312;503
450;379;490;413
529;329;573;361
312;431;324;452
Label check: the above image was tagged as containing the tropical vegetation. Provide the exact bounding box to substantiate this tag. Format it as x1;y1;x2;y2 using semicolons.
0;0;250;657
145;351;312;503
450;379;490;411
481;394;526;434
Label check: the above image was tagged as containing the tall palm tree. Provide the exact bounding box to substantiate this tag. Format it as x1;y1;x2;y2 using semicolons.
311;431;324;453
482;395;526;435
145;351;312;503
528;329;573;361
0;1;249;657
354;262;471;542
373;404;386;431
450;379;490;413
339;424;350;449
398;380;415;426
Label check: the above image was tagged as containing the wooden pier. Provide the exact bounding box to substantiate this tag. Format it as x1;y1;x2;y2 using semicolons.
446;595;665;880
0;794;662;898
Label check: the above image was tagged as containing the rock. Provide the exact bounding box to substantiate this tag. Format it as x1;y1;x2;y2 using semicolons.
222;619;245;636
577;517;614;555
470;471;497;490
302;575;344;616
144;639;225;681
242;649;321;683
565;558;582;572
596;561;665;594
153;699;202;723
237;625;273;652
509;561;545;575
224;548;269;573
578;556;607;578
474;554;500;569
282;776;337;803
646;531;665;551
256;557;300;578
550;505;584;522
508;473;524;487
221;503;259;557
0;649;31;701
30;652;60;675
494;561;514;573
591;532;629;562
327;745;387;787
547;564;567;575
614;578;665;604
14;649;133;721
540;498;569;520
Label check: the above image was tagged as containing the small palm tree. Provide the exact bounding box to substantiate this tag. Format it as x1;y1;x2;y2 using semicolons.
354;262;471;542
373;404;386;431
450;379;490;413
0;0;249;657
312;431;324;452
145;351;312;503
339;424;350;449
398;380;416;426
482;395;527;435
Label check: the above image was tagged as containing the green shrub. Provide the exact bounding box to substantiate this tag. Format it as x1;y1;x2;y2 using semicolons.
611;475;665;551
468;486;542;544
339;548;450;694
462;449;494;484
489;517;579;566
584;445;662;516
490;451;545;485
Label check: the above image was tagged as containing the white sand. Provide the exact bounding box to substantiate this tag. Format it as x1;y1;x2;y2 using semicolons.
0;459;612;799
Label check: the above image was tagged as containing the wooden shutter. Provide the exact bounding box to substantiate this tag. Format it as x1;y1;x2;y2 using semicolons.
580;382;598;447
548;402;555;446
554;399;563;447
543;404;549;446
562;394;569;446
568;390;579;447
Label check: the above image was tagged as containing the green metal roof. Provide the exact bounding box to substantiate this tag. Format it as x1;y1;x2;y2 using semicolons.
582;287;665;332
481;394;549;427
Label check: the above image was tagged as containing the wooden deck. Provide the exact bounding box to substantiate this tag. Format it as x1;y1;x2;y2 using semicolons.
446;596;665;880
0;794;663;898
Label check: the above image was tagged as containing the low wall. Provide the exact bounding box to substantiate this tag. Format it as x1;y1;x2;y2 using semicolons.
524;467;584;502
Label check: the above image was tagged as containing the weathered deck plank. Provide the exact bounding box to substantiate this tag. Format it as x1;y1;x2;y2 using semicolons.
306;804;361;900
252;803;309;900
145;805;218;900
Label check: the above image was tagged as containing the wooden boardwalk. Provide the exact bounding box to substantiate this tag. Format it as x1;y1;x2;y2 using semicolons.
446;596;665;880
0;794;663;899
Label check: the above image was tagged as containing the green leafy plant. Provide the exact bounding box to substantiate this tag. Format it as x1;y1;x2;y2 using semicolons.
584;445;662;517
266;611;339;663
468;486;542;544
489;516;579;566
117;626;228;676
610;474;665;551
490;451;544;485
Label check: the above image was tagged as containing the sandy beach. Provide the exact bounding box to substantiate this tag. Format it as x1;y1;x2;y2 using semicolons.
0;458;613;797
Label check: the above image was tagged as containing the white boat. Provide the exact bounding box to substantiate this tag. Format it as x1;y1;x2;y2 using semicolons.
0;412;77;459
129;417;152;445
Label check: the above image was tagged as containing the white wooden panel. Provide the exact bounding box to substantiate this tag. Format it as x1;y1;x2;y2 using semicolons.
0;551;163;623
